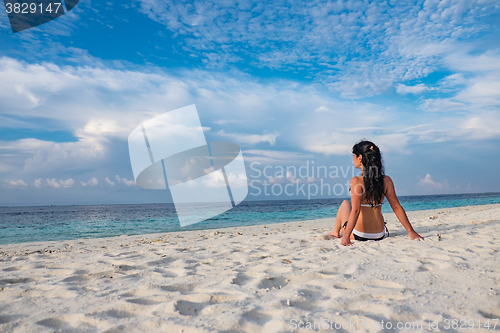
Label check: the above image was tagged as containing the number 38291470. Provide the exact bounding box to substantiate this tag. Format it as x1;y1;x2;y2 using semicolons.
5;3;63;14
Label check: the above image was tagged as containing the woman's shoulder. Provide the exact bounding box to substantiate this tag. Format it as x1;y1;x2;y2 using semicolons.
350;176;363;184
349;176;364;195
383;175;395;190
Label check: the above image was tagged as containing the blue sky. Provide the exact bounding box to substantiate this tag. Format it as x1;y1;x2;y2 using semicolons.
0;0;499;206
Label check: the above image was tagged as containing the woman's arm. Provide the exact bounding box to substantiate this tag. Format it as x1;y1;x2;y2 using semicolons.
341;177;363;246
384;176;424;241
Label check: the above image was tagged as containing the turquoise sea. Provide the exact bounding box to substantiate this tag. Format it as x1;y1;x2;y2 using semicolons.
1;192;499;245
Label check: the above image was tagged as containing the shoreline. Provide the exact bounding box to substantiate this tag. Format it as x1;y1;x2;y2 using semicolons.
1;190;500;208
1;204;499;332
0;203;498;250
2;197;500;247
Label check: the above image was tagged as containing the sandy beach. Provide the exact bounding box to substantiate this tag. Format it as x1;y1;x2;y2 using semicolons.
1;204;499;333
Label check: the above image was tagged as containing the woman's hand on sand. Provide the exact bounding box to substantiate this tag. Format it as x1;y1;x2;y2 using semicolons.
341;235;352;246
409;230;424;241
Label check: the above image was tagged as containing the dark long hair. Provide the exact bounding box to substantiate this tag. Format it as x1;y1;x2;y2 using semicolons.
352;140;385;206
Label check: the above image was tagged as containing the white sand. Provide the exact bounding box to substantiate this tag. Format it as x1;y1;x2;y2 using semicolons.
1;204;499;333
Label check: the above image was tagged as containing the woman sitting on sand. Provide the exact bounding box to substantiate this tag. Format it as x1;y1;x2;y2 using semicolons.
328;140;424;246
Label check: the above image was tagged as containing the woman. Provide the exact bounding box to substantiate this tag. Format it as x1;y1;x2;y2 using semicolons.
328;140;424;246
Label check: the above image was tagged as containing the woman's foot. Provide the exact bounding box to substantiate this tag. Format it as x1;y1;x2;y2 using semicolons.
327;231;340;238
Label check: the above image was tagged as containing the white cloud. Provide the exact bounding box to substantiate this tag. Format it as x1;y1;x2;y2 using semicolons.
0;2;499;200
0;162;15;173
303;130;412;156
260;172;315;185
460;113;500;140
201;171;226;188
445;50;500;72
0;51;499;194
304;140;353;156
81;177;99;187
268;175;287;185
137;0;499;97
217;130;279;145
23;138;105;174
89;177;99;187
421;51;500;112
105;177;115;186
0;56;170;138
343;127;383;133
421;98;467;112
314;106;330;112
245;150;313;162
75;119;133;140
121;178;135;186
114;175;135;186
2;179;29;189
226;172;247;188
418;174;448;191
212;119;244;125
396;84;429;95
456;75;500;107
14;84;39;107
372;134;412;156
418;174;450;193
46;178;75;189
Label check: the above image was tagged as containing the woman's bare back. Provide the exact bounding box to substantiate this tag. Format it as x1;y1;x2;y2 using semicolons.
354;175;387;233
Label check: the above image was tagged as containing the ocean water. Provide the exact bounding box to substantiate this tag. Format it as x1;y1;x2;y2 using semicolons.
1;192;499;245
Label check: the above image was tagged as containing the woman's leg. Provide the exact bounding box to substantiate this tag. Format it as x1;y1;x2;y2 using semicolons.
328;200;351;238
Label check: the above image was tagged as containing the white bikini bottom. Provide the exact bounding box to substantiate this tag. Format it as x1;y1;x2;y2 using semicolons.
352;229;386;240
